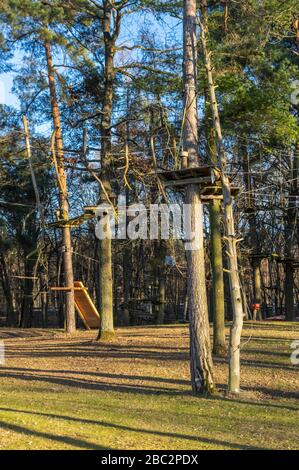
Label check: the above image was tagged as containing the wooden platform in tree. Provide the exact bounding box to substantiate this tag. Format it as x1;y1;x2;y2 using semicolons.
157;166;239;200
50;281;100;329
157;166;218;187
248;253;282;261
46;207;97;229
277;257;299;266
248;253;299;267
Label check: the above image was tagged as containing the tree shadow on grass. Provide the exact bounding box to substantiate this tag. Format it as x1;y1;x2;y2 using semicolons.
6;342;294;371
211;356;295;372
5;338;295;372
243;385;299;400
5;342;189;362
0;369;190;396
0;367;190;386
239;336;296;344
216;384;299;401
209;394;299;412
241;349;291;358
0;419;109;449
0;408;263;450
240;360;296;371
1;368;298;404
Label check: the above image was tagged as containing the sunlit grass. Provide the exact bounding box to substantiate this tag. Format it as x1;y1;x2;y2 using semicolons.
0;323;298;450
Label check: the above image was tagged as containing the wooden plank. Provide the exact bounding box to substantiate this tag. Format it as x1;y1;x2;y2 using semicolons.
84;206;97;215
201;196;224;201
200;185;220;195
50;287;88;292
160;176;212;187
46;210;96;229
157;165;215;182
200;185;240;197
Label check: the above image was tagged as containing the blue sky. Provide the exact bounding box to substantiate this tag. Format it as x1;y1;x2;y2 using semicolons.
0;72;19;107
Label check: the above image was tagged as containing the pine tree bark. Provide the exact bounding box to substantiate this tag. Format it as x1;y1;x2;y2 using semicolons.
44;42;76;334
97;1;121;341
183;0;215;395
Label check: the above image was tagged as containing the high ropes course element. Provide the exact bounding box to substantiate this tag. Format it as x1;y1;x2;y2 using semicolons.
51;281;100;329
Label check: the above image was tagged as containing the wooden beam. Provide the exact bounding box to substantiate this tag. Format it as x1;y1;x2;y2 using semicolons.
201;196;224;201
50;287;88;292
160;176;212;187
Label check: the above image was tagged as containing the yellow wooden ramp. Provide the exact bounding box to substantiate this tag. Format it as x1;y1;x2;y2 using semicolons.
50;282;100;330
73;281;100;330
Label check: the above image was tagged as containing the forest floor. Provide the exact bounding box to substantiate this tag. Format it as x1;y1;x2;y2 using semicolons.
0;322;298;450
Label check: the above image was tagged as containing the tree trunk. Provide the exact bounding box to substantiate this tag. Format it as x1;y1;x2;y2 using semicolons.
97;2;118;341
240;143;262;321
209;200;226;356
284;200;295;322
0;251;17;326
122;243;132;327
22;116;42;218
253;260;262;321
155;240;167;325
98;237;114;340
40;271;48;328
200;1;244;393
284;141;298;322
44;41;76;334
205;103;226;356
285;261;294;321
183;0;215;395
20;255;35;328
157;271;166;325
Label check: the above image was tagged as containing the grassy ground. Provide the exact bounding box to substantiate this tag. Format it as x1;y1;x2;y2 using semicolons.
0;322;298;450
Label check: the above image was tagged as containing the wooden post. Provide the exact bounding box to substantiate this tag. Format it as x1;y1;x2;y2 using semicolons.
180;151;189;169
183;0;215;395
